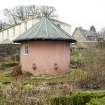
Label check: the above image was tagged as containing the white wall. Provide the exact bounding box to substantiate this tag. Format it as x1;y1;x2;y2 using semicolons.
0;18;39;44
0;18;71;44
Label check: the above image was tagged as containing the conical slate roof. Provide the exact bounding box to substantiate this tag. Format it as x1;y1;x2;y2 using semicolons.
14;17;76;43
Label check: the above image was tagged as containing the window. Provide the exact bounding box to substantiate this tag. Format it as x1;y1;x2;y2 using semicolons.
23;45;29;55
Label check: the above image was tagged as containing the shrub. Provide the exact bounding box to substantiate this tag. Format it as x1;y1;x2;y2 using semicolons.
86;97;105;105
51;91;105;105
75;48;105;89
51;92;93;105
10;65;22;76
77;72;105;89
51;96;72;105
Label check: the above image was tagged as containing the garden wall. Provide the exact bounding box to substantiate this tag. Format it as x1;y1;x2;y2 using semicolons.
0;44;20;67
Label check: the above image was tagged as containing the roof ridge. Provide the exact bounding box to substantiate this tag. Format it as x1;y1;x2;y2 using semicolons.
47;18;73;39
46;18;65;38
32;18;44;38
79;27;97;34
50;18;70;26
45;18;48;37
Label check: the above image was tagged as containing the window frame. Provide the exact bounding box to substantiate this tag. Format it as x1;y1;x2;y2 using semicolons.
23;44;29;55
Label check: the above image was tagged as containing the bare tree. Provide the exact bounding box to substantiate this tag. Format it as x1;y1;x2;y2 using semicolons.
3;5;57;24
13;6;26;21
38;6;57;18
25;5;38;18
0;20;3;30
97;29;105;48
0;20;9;30
3;9;18;25
2;5;70;30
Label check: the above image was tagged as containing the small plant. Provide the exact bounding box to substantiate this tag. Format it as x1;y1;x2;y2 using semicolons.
10;65;22;76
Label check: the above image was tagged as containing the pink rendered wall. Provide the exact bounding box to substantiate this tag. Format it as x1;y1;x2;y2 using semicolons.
20;41;70;75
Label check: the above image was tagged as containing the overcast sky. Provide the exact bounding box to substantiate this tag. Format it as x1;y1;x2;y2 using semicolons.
0;0;105;31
